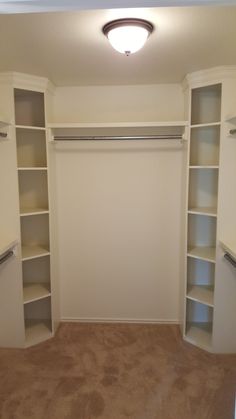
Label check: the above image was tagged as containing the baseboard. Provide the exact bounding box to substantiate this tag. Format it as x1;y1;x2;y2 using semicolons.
61;317;180;325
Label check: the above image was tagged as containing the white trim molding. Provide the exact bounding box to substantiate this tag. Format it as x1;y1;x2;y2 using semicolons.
182;66;236;90
61;317;180;324
0;72;55;94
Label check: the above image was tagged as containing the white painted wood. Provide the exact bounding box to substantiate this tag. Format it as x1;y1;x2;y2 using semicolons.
0;83;25;348
16;127;47;168
20;208;49;216
18;170;49;211
23;283;51;304
0;238;18;257
187;247;216;263
185;322;212;351
25;319;52;347
220;240;236;261
21;245;50;261
188;207;217;216
184;71;236;354
186;285;214;307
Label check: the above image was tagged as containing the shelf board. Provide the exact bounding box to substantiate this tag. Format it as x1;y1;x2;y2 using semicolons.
20;208;49;217
0;238;18;258
225;115;236;124
48;121;188;129
25;319;52;347
187;247;216;263
190;122;221;129
23;283;51;304
0;119;11;127
186;285;214;307
17;167;47;171
220;240;236;261
189;166;219;169
188;207;217;217
15;125;46;131
22;245;50;261
185;322;212;352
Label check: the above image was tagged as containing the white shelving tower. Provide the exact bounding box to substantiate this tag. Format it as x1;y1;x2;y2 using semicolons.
183;67;236;353
0;73;59;348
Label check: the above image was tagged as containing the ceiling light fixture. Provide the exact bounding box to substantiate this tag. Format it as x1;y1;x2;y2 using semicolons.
103;18;154;56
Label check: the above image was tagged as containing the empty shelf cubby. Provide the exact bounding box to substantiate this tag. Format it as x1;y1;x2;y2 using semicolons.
16;128;47;168
14;89;45;127
190;125;220;166
191;84;222;125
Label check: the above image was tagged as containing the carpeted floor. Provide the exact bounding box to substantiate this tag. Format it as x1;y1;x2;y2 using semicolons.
0;323;235;419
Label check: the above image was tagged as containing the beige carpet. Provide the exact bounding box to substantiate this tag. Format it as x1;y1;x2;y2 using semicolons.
0;323;235;419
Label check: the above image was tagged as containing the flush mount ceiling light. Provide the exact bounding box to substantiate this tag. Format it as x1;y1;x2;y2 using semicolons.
103;18;154;56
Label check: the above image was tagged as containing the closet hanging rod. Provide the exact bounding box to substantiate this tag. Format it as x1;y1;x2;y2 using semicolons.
229;128;236;135
53;134;184;141
0;250;14;266
224;253;236;268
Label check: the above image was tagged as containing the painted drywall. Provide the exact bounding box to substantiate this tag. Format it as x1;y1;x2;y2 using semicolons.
52;84;184;123
52;83;185;322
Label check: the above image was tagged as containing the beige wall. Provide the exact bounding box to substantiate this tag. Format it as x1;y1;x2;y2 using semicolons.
52;84;184;123
52;83;185;322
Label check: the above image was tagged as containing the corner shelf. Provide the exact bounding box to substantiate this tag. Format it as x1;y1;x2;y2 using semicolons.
186;285;214;307
23;283;51;304
21;245;50;261
187;247;216;263
188;207;217;217
20;208;49;217
185;322;212;351
25;319;52;348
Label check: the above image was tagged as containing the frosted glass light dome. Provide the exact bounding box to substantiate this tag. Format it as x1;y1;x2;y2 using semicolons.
103;18;153;56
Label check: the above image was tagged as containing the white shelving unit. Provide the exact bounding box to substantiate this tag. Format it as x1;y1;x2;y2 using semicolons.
184;83;221;352
183;70;236;353
14;88;53;346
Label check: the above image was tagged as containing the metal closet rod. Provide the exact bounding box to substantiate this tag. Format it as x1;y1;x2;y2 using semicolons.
0;250;13;265
53;134;183;141
224;253;236;268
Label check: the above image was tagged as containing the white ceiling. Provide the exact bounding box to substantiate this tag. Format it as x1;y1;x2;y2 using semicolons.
0;6;235;85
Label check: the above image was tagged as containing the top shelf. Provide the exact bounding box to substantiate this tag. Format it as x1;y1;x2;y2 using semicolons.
48;121;188;129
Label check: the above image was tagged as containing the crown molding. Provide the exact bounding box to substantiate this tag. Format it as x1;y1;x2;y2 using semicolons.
182;66;236;91
0;72;55;94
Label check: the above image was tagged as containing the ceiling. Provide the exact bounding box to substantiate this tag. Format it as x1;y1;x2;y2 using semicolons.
0;6;236;86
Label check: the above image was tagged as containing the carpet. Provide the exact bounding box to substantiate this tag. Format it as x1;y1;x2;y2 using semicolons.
0;323;235;419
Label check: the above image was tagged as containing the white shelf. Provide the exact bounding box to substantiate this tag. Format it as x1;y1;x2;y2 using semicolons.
15;125;46;131
23;283;51;304
188;207;217;217
25;319;52;347
17;167;47;171
0;119;11;127
48;121;188;129
187;247;216;263
190;122;221;128
20;208;49;217
189;166;219;169
21;245;50;261
220;240;236;261
185;322;212;351
0;238;18;258
225;115;236;124
186;285;214;307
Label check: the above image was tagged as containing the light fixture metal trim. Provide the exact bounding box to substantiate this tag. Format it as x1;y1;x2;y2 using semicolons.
103;18;154;36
